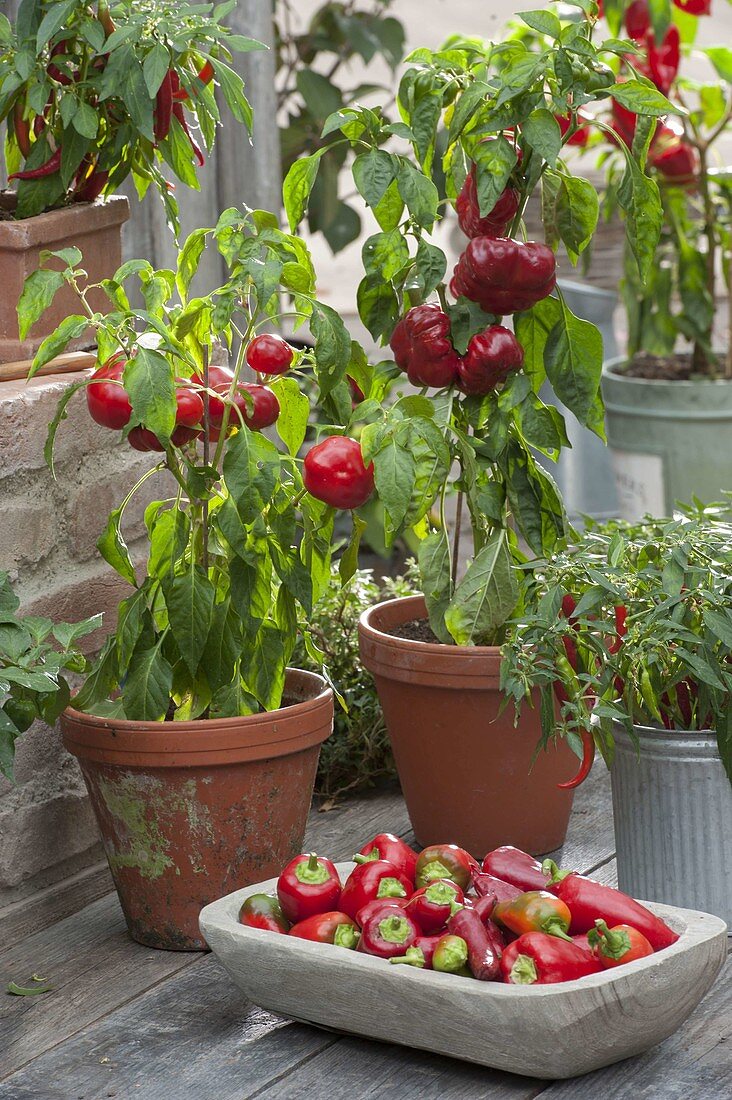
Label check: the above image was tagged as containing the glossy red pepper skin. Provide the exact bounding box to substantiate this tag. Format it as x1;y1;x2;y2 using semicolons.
415;844;474;891
650;135;698;185
643;24;680;95
172;59;216;101
447;907;501;980
154;71;174;141
455;169;520;239
558;729;595;791
548;872;679;950
12;100;31;158
288;911;360;949
456;325;524;395
501;932;602;984
471;871;522;909
358;910;420;959
625;0;651;39
390;932;444;969
195;365;280;435
246;334;294;376
389;304;461;388
355;896;407;928
450;238;556;315
276;853;342;924
87;353;132;430
405;879;465;934
588;919;654;968
75;166;109;203
339;860;412;922
354;832;418;883
673;0;710;12
9;146;62;181
303;437;375;510
493;890;573;940
238;892;290;934
482;846;550;893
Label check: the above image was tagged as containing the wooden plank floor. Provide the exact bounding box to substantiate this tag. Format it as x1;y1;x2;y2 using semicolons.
0;766;728;1099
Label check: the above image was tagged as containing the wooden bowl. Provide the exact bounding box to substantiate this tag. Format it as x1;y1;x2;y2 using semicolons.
199;861;728;1079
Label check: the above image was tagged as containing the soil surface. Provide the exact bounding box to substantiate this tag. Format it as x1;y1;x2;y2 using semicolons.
623;351;726;382
391;617;446;644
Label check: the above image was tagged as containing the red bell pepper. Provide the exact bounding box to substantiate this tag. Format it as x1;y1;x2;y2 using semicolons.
448;907;501;980
238;893;290;933
501;932;602;984
433;933;469;974
493;890;573;940
450;237;556;315
389;933;443;969
482;846;550;893
339;859;412;921
389;304;461;388
415;844;475;891
288;911;360;949
405;879;465;934
587;919;654;968
276;852;341;924
455;168;520;239
358;910;420;960
456;325;524;395
354;896;407;928
544;867;680;950
354;832;418;883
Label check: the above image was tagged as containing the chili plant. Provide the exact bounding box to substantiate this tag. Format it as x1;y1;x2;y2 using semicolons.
500;508;732;784
283;0;674;647
0;0;262;226
19;207;379;722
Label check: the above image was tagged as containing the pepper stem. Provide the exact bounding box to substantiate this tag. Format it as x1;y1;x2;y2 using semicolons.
541;858;572;884
389;947;425;968
377;915;411;945
333;923;359;950
353;849;379;865
376;877;407;899
294;853;330;885
589;919;631;960
509;953;538;985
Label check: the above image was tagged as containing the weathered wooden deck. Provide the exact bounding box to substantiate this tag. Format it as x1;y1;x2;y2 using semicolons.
1;767;729;1099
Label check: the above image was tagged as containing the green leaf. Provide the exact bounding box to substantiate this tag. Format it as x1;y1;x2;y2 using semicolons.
617;154;663;284
296;69;342;122
121;637;173;722
471;136;518;218
147;507;189;580
418;528;453;644
705;47;732;84
339;515;367;584
97;507;137;587
201;598;241;694
164;565;216;677
444;530;518;646
223;429;281;524
119;55;155;141
610;80;679;116
143;42;170;98
17;269;64;341
28;316;87;379
396;160;439;229
504;445;567;555
311;303;352;397
243;621;286;711
520;8;562;37
522;109;562;167
544;299;604;435
272;376;310;456
72;101;98;140
0;710;19;783
36;0;75;49
116;586;151;672
370;437;416;542
213;60;254;127
362;230;409;281
353;149;397;208
552;172;599;257
357;274;400;342
703;609;732;650
514;296;563;393
124;348;176;445
373;179;405;231
413;239;447;298
282;150;326;232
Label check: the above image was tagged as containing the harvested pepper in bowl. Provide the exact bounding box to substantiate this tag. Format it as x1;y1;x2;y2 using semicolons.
415;844;475;890
493;891;574;940
501;932;603;984
289;911;360;949
358;910;420;960
354;833;418;883
277;853;341;924
482;846;550;893
405;879;465;934
340;859;412;921
587;920;654;968
238;893;290;934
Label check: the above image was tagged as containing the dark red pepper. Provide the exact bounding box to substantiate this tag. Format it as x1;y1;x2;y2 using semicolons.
558;729;595;791
649;131;699;186
450;238;556;315
625;0;651;40
389;304;461;388
482;846;550;893
673;0;710;12
447;906;501;980
415;844;475;891
9;146;62;181
358;910;420;959
637;25;680;95
456;325;524;395
288;911;360;949
12;100;31;158
501;932;602;984
587;919;654;968
455;169;520;239
75;162;109;203
354;832;418;883
471;871;522;910
238;892;290;933
390;933;443;969
405;879;465;933
276;852;342;924
172;59;216;101
154;71;174;141
355;896;407;928
493;890;573;940
302;436;375;510
339;859;411;922
172;102;206;166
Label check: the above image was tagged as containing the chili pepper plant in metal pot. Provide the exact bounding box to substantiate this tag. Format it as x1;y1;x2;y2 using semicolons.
597;0;732;516
17;208;387;949
0;0;261;361
501;505;732;922
283;0;674;856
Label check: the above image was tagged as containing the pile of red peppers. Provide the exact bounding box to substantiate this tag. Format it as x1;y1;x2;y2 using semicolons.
239;836;679;986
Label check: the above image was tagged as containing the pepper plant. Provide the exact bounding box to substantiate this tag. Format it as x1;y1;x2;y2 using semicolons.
19;207;379;721
0;0;262;226
500;508;732;785
283;0;675;647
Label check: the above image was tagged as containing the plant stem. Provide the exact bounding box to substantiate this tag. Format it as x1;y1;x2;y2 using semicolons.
452;489;463;586
202;344;209;574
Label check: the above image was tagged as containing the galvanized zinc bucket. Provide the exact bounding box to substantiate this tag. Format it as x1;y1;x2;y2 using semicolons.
610;721;732;926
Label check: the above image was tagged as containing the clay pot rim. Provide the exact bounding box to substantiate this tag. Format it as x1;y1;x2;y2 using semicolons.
359;594;501;658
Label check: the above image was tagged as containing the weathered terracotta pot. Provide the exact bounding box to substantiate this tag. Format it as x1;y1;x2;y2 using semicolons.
61;669;333;951
0;194;129;363
358;595;576;857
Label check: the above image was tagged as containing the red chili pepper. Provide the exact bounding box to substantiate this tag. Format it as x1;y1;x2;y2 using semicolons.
455;168;520;239
154;71;174;142
339;859;411;922
447;906;501;980
545;868;680;950
456;325;524;395
501;932;602;984
587;919;654;968
355;896;408;928
172;101;205;166
450;238;556;315
12;100;31;158
493;890;573;940
471;871;522;909
649;131;699;186
432;933;470;974
405;879;465;934
288;911;360;948
172;59;216;101
358;910;420;960
354;832;418;883
558;729;595;791
608;604;628;655
238;892;290;933
390;933;443;969
9;146;62;181
481;846;550;893
47;41;74;86
415;844;474;891
673;0;710;12
75;166;109;203
276;852;342;924
389;303;461;388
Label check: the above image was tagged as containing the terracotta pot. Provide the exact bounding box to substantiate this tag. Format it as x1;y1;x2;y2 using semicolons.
358;595;576;856
61;669;333;951
0;194;129;363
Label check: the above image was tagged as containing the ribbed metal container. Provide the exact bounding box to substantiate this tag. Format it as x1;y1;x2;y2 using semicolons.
610;721;732;925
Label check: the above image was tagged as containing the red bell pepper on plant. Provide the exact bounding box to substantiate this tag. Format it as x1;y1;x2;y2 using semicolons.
587;919;654;968
433;933;470;974
303;437;375;510
354;832;418;883
673;0;710;12
246;333;294;376
544;866;680;950
450;238;556;315
455;169;520;239
456;325;524;395
339;859;412;922
481;846;550;893
405;879;465;933
447;906;501;980
625;0;651;40
276;852;342;924
415;844;474;891
389;303;461;387
493;890;573;940
238;892;290;933
87;353;132;430
501;932;602;984
355;896;408;928
288;911;360;949
358;909;420;959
